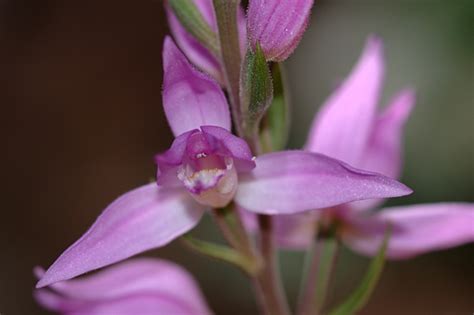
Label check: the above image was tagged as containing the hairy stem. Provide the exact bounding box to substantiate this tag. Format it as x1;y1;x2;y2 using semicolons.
212;2;289;314
213;0;243;136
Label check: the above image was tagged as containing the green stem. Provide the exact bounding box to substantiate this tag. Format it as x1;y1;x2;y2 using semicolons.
212;208;243;252
253;215;291;315
214;205;263;273
297;238;339;315
297;239;321;315
181;234;259;274
317;240;339;313
213;0;243;136
212;3;289;314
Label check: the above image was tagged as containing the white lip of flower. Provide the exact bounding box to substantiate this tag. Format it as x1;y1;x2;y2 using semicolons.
178;166;226;193
177;157;238;208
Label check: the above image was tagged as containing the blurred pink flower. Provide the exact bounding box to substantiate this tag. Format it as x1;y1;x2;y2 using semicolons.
36;37;411;288
34;258;211;315
264;36;474;258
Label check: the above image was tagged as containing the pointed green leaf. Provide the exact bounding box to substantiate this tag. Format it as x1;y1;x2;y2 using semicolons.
168;0;219;56
328;228;392;315
240;43;273;135
260;62;290;152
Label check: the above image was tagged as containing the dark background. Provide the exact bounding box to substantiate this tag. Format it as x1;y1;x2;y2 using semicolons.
1;0;473;314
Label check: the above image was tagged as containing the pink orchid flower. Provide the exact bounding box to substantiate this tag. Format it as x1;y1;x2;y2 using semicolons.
36;37;411;288
166;0;313;81
266;36;474;258
34;258;211;315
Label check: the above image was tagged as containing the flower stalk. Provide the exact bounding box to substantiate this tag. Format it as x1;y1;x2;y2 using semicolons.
213;205;258;260
213;0;244;136
297;237;339;315
180;234;260;275
253;215;291;315
214;204;290;315
212;3;290;313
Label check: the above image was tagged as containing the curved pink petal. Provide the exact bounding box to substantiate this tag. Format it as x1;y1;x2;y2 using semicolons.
344;203;474;259
305;36;384;167
349;89;415;211
34;258;211;315
162;37;231;136
165;1;223;84
37;183;205;288
165;0;247;84
234;150;412;215
200;125;256;172
359;89;415;180
247;0;314;61
35;292;207;315
155;130;197;187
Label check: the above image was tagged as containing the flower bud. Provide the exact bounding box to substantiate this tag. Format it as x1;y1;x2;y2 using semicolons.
247;0;314;61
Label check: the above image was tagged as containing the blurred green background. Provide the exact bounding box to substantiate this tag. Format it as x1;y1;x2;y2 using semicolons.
1;0;472;314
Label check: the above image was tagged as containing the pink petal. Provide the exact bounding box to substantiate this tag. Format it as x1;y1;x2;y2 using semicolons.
162;37;231;136
239;208;315;249
234;150;412;215
35;291;208;315
238;206;259;232
37;183;205;288
350;89;415;211
344;203;474;259
247;0;314;61
155;130;197;187
359;89;415;180
200;125;256;172
34;258;211;315
274;212;317;248
165;1;223;83
165;0;247;84
305;36;384;167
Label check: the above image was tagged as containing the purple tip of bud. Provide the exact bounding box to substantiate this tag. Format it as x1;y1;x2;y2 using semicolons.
247;0;314;61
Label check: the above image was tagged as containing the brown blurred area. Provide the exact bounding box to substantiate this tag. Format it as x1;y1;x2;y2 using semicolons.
0;0;472;314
